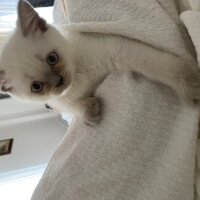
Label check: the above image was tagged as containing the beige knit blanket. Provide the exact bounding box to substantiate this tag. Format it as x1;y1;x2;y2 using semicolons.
31;0;200;199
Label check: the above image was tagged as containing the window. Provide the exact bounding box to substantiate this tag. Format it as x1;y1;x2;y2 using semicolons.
0;0;53;51
0;0;18;52
0;0;18;34
0;1;53;199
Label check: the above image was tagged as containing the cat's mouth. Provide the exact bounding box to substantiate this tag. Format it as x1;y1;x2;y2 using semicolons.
55;76;64;87
52;71;71;94
48;71;70;91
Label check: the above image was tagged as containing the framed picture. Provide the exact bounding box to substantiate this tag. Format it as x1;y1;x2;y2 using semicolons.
0;139;13;156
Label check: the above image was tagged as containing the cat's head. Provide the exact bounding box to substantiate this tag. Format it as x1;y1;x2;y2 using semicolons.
0;0;73;102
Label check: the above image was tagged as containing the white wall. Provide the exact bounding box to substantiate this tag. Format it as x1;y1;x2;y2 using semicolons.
0;4;68;177
0;98;68;174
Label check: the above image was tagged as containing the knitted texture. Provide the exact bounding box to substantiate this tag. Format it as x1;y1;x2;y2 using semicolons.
32;0;200;199
32;73;199;200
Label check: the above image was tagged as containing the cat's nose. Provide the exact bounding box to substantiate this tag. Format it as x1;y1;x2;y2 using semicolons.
46;72;64;87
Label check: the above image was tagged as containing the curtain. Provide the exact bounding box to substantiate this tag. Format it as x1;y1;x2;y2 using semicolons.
0;0;18;53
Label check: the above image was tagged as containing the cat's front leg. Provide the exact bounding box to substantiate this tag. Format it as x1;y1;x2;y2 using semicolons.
50;72;102;126
76;96;102;126
49;95;102;126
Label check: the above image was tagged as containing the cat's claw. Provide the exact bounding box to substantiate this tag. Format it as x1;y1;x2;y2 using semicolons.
84;97;101;126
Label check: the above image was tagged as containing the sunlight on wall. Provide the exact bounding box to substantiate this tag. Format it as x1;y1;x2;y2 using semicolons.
0;174;42;200
0;165;46;200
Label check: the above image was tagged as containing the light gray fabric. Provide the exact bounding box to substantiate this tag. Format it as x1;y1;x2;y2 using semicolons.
31;0;200;199
62;0;195;61
32;73;199;200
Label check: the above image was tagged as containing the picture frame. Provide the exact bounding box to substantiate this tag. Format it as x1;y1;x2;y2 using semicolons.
0;139;13;156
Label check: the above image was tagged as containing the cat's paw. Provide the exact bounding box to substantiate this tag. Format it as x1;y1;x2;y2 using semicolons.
83;97;101;126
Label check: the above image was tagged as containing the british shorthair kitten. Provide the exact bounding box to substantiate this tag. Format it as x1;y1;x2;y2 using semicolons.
0;0;200;125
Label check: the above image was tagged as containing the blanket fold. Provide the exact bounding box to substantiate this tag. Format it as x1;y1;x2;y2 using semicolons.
181;11;200;65
64;0;195;62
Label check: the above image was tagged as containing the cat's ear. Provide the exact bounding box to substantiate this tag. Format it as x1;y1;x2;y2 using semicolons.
17;0;47;36
0;71;12;93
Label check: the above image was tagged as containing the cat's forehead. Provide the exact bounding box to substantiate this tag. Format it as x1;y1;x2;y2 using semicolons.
2;39;46;67
1;48;47;81
2;23;66;62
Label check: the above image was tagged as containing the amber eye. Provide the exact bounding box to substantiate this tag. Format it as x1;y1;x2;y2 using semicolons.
31;81;43;93
46;52;59;66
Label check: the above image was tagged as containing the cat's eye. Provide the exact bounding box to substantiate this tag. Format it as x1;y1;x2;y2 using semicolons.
31;81;43;93
46;52;59;66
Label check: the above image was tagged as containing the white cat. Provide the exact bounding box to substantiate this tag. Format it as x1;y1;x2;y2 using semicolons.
0;0;200;125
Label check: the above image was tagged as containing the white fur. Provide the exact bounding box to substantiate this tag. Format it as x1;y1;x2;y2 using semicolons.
47;30;200;113
1;0;200;124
